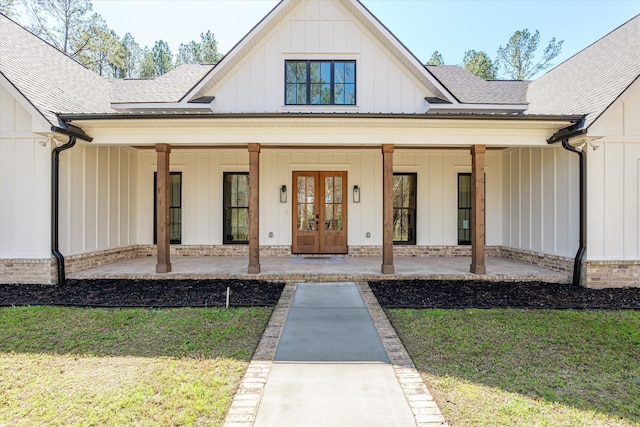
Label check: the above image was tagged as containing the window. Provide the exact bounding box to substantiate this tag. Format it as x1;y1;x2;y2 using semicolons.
285;60;356;105
458;173;471;245
223;173;249;244
153;172;182;244
393;173;416;245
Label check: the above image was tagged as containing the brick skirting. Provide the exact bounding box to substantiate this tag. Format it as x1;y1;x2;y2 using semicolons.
501;247;574;274
0;258;56;284
583;260;640;288
4;245;638;288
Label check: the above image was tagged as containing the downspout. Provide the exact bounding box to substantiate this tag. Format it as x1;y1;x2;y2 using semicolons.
561;138;586;286
51;135;76;285
49;123;92;285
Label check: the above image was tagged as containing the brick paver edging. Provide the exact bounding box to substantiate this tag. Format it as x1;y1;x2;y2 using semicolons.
358;282;449;427
223;282;297;427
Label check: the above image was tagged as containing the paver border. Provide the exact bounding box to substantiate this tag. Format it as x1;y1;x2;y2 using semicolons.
223;282;297;427
224;281;448;427
358;282;449;427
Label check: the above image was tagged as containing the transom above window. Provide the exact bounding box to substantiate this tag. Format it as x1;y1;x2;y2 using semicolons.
285;60;356;105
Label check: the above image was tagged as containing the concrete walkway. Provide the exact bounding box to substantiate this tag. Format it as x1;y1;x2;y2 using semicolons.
224;282;448;427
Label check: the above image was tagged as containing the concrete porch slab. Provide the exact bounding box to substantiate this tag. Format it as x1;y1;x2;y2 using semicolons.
67;255;570;283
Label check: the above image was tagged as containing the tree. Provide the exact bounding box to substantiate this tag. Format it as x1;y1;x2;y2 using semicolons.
462;50;497;80
496;29;563;80
151;40;173;76
75;16;125;78
121;33;143;78
175;30;222;65
139;49;156;78
1;0;19;16
426;50;444;66
22;0;100;58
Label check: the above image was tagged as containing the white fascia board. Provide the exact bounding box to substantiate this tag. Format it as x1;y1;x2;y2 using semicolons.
182;0;296;101
344;0;458;104
111;102;214;113
0;72;52;132
427;103;528;113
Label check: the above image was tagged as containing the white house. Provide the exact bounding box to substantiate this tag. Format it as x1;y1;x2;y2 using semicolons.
1;1;638;287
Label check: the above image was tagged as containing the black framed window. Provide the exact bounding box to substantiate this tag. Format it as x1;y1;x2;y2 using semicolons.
223;173;249;244
458;173;471;245
393;173;417;245
153;172;182;244
285;60;356;105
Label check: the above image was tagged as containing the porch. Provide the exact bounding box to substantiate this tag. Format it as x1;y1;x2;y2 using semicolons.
67;255;570;283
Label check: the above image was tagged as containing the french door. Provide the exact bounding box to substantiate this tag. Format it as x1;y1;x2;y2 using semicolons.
292;171;348;254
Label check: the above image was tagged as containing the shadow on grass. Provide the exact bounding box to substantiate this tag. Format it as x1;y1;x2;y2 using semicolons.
387;308;640;425
0;306;273;360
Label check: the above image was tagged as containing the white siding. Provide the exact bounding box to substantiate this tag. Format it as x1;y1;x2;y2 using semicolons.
502;146;579;258
587;80;640;260
135;147;500;247
207;0;433;114
58;145;138;255
0;85;51;258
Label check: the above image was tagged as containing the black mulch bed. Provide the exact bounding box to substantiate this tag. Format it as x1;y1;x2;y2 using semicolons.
369;280;640;309
0;279;285;308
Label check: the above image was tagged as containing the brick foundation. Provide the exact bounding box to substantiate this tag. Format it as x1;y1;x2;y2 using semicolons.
4;245;638;288
0;258;56;284
583;260;640;288
501;247;574;274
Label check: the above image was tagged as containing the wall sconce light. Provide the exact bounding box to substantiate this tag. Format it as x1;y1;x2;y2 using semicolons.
353;185;360;203
280;185;287;203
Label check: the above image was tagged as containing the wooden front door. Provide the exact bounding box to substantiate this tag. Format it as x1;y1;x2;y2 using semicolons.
292;171;348;254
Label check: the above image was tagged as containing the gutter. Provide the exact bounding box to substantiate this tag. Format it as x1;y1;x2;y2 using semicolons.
50;125;93;285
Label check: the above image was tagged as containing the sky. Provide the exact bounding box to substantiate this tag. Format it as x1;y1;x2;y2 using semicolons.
90;0;639;78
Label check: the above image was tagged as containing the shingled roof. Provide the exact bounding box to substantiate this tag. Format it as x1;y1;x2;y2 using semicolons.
0;13;113;126
426;65;529;105
110;64;214;104
526;14;640;130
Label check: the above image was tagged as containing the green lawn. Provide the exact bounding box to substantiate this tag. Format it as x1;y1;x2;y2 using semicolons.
388;309;640;427
0;306;272;427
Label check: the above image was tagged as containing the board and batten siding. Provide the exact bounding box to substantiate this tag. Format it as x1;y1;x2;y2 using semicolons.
207;0;433;114
502;146;579;258
58;145;138;255
136;148;501;248
587;79;640;261
0;84;51;258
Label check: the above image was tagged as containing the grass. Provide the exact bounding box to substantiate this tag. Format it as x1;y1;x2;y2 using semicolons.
387;309;640;427
0;306;272;427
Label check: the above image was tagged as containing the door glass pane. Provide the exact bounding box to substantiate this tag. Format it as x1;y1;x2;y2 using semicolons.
297;176;315;230
334;204;343;231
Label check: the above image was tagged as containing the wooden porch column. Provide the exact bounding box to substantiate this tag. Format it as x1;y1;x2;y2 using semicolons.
382;144;395;274
155;143;172;273
470;144;486;274
248;143;261;274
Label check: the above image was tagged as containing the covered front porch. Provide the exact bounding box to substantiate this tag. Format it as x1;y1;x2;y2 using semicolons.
67;255;569;283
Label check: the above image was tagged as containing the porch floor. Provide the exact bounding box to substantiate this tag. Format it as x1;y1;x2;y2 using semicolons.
67;256;570;283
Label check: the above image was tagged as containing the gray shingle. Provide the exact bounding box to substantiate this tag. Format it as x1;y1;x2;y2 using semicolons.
527;15;640;129
0;13;112;126
426;65;529;104
110;64;214;103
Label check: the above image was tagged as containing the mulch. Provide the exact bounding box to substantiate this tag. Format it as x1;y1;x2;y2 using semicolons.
0;279;285;308
369;280;640;309
1;279;639;309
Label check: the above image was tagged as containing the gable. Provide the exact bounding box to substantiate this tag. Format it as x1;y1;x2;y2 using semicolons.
185;0;454;115
588;76;640;138
0;75;50;134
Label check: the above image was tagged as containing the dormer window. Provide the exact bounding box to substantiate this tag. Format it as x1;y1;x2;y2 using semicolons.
285;60;356;105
